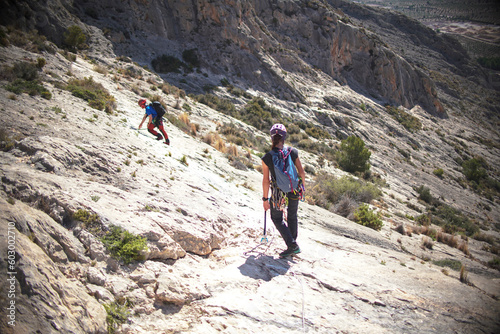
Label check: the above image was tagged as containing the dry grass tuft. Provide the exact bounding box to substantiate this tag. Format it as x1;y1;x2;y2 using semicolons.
460;265;470;284
190;123;198;137
227;144;238;157
179;112;189;125
422;236;434;249
395;223;406;235
214;137;226;153
458;241;470;256
334;194;357;219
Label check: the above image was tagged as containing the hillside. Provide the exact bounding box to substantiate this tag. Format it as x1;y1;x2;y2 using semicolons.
354;0;500;58
1;0;499;333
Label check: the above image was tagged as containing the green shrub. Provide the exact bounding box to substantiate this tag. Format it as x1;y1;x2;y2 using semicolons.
488;257;500;270
101;225;148;264
305;125;331;139
478;56;500;71
11;61;39;81
385;105;422;132
462;157;487;183
432;259;462;271
64;25;87;50
337;136;371;173
311;173;381;209
66;77;116;111
151;54;184;73
36;57;46;69
430;204;479;236
104;301;130;334
433;168;444;178
1;130;21;151
5;79;52;99
3;61;52;99
194;93;236;114
416;185;434;204
182;48;200;67
354;204;383;231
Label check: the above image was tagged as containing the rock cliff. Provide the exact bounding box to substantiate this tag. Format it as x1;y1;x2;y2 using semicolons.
1;0;454;114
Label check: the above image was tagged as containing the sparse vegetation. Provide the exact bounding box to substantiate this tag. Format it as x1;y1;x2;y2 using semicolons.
179;155;189;166
66;76;116;112
3;61;52;99
73;209;101;233
310;173;382;211
385;105;422;132
354;204;383;231
101;225;148;264
337;136;371;174
151;54;184;73
104;300;131;334
64;25;87;50
433;259;462;271
0;128;17;151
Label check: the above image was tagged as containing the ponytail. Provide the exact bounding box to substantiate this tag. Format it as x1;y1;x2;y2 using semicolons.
272;134;283;148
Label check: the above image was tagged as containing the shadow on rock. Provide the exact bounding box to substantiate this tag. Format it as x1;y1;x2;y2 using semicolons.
238;255;290;281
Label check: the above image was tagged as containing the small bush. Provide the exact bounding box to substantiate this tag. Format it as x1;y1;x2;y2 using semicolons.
422;236;434;249
66;77;116;111
354;204;383;231
333;194;357;218
433;168;444;178
487;257;500;271
73;209;101;233
64;25;87;50
36;57;46;69
179;155;188;166
385;105;422;132
104;301;130;334
430;204;479;236
416;185;434;204
6;79;52;99
311;173;382;210
3;61;52;99
151;54;184;73
433;259;462;271
462;157;487;183
101;225;148;264
337;136;371;174
459;265;470;284
182;48;200;67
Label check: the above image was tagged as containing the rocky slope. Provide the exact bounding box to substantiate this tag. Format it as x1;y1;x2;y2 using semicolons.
0;0;499;333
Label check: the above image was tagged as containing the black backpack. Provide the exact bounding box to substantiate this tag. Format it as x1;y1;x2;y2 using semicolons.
151;101;166;120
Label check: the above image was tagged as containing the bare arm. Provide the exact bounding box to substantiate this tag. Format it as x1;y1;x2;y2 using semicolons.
138;114;148;129
295;156;306;186
262;160;271;211
138;114;153;129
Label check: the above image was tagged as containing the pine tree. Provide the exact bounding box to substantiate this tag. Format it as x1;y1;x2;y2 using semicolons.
337;135;371;174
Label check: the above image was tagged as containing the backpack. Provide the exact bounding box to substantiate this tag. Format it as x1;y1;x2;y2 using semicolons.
151;101;166;120
271;146;299;193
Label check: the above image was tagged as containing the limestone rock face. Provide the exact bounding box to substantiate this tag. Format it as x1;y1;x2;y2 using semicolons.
0;199;107;334
0;0;455;114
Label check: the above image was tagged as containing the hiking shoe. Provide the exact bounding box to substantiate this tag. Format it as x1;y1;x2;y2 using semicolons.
156;134;163;141
279;245;301;258
164;138;170;145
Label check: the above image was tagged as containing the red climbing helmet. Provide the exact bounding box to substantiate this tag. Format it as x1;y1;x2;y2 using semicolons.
138;99;147;108
270;123;287;139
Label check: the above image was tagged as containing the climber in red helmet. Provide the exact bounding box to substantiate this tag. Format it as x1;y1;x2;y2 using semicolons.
138;99;170;145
